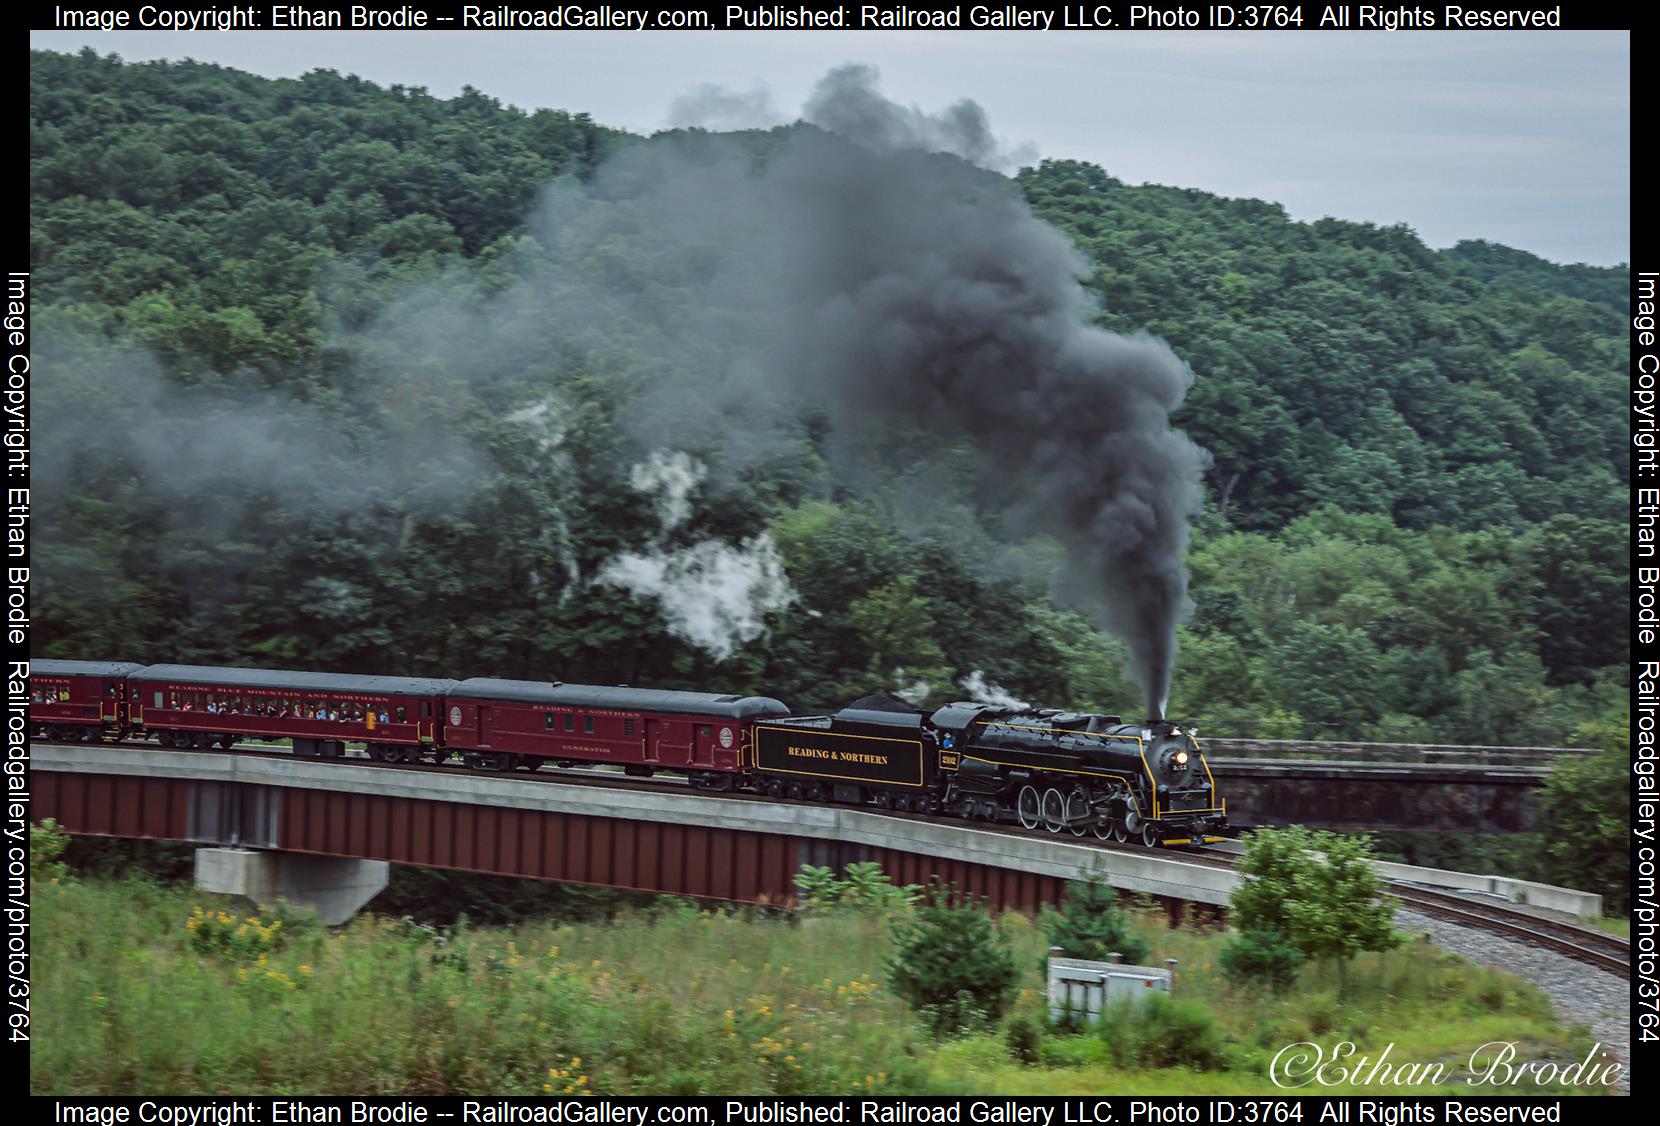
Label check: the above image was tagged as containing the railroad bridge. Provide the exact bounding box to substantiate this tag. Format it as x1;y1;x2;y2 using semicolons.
1203;737;1576;832
34;744;1238;923
32;740;1565;921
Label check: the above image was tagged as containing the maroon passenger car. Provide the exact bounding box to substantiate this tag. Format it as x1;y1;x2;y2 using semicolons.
29;659;145;742
128;664;459;759
443;679;790;784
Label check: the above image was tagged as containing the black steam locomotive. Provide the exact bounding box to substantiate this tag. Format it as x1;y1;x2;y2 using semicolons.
754;696;1226;846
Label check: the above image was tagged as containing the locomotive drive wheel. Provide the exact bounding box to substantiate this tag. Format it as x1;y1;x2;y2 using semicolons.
1041;787;1067;833
1110;819;1128;843
1066;789;1091;837
1092;816;1113;840
1017;785;1041;830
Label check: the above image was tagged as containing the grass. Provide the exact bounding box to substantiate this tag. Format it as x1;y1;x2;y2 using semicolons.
32;874;1615;1095
1587;915;1630;939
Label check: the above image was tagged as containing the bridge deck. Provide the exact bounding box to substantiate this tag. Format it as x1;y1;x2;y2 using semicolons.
34;743;1240;910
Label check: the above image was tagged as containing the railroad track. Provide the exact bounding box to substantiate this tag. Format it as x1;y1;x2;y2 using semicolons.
42;737;1234;858
42;740;1630;979
1388;884;1629;978
1149;844;1630;978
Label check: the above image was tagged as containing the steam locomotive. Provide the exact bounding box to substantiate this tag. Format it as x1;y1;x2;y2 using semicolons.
29;658;1226;847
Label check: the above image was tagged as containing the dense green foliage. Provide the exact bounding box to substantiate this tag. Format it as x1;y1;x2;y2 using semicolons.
1537;744;1632;913
1021;161;1625;534
31;54;1626;781
1227;827;1401;996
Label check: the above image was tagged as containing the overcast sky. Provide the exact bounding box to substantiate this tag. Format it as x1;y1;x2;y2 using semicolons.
31;30;1630;266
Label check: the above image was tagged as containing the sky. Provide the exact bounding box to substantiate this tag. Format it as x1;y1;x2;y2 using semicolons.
30;29;1630;266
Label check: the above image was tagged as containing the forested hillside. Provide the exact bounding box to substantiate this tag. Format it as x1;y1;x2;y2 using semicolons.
30;48;1628;748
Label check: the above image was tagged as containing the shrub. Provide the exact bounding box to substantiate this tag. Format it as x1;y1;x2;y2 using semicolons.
1003;1013;1042;1064
1097;994;1224;1070
1220;928;1303;991
795;862;919;914
1042;875;1149;966
31;819;70;882
887;885;1018;1036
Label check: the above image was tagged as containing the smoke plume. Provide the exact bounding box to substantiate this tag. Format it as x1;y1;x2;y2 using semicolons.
560;65;1204;713
665;81;785;132
802;64;1036;172
38;63;1203;709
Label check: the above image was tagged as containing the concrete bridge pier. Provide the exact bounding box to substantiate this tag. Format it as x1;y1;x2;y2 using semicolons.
193;847;388;925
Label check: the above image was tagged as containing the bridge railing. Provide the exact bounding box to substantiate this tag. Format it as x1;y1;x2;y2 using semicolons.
1201;737;1596;768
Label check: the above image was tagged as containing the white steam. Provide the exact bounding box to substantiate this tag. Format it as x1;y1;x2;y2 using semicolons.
958;670;1029;710
597;537;794;662
629;450;704;531
893;668;931;705
596;451;797;661
507;399;571;456
509;396;582;598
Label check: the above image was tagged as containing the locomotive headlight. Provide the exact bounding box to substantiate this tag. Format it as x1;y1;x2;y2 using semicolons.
1174;750;1189;766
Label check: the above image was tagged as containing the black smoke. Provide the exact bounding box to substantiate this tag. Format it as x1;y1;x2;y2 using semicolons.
558;65;1206;713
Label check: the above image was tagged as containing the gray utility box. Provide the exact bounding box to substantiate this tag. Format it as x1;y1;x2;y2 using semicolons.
1047;954;1172;1023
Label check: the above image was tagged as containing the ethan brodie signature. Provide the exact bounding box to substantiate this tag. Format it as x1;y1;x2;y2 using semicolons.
1269;1041;1623;1090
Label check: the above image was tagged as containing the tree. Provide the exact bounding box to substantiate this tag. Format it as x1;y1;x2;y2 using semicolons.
1536;742;1630;913
887;885;1019;1036
1228;826;1400;998
1041;875;1149;966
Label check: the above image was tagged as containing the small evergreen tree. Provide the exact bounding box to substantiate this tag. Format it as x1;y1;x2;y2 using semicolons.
1042;874;1150;965
888;884;1019;1036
